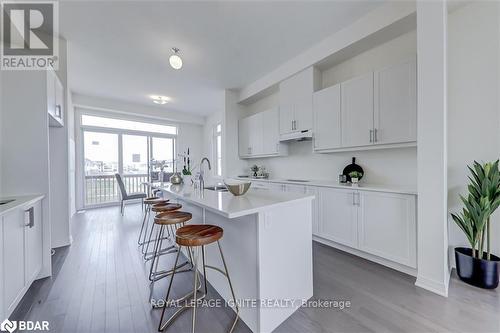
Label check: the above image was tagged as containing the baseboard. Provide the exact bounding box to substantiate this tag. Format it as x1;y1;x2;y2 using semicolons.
415;275;449;297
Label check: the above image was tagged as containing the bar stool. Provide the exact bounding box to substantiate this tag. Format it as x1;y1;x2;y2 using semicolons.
149;211;193;283
143;203;182;260
139;197;169;252
158;224;239;333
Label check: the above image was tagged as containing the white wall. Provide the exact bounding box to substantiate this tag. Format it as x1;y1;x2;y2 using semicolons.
203;110;223;184
240;31;418;187
177;122;204;174
447;1;500;259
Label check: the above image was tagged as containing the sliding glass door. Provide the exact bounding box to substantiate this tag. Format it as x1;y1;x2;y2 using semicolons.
122;134;149;195
82;131;176;207
83;131;120;205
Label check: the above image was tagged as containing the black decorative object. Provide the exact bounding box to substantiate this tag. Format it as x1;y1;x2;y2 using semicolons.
455;247;500;289
342;157;364;182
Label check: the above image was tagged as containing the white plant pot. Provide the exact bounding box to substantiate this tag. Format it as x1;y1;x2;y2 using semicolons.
351;178;359;186
183;175;193;186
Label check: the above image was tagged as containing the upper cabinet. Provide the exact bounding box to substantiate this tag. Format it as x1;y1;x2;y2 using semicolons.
279;67;320;139
313;56;417;152
47;69;64;127
374;56;417;145
341;72;374;148
312;83;341;151
238;107;288;159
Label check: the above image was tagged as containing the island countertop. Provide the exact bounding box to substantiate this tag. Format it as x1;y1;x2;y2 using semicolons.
148;182;314;219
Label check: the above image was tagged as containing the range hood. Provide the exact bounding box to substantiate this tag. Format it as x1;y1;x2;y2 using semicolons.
279;130;313;142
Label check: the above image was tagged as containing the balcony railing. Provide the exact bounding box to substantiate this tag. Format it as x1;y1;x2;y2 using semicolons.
85;173;148;206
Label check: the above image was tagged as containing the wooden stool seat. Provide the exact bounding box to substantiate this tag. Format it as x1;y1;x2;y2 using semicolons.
152;203;182;213
145;197;169;205
175;224;223;247
154;211;192;225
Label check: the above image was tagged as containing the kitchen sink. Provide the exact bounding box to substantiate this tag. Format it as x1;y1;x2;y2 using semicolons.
285;179;310;183
0;199;15;205
204;186;228;192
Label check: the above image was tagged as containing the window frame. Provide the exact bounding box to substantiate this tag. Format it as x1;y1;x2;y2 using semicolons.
213;122;222;178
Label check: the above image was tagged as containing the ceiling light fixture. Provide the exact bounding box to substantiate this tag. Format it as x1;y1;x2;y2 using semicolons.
150;95;171;105
169;47;183;70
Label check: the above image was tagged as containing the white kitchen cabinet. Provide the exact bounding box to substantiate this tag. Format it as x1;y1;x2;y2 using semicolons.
284;184;320;236
2;209;25;316
341;72;374;148
313;83;342;151
25;201;43;284
358;191;416;268
317;187;358;248
47;69;64;127
1;199;44;320
238;108;287;159
279;67;320;137
374;57;417;145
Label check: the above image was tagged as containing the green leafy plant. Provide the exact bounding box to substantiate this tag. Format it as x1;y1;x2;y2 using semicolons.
451;160;500;260
348;171;362;179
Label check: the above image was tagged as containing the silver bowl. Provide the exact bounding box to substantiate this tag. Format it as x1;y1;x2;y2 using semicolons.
224;181;251;196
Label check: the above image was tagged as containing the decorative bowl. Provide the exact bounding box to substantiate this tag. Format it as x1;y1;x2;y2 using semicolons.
224;180;251;196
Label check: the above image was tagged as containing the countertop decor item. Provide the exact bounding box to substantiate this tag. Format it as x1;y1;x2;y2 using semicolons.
343;157;364;182
349;171;362;186
451;160;500;289
224;179;251;196
169;172;183;185
250;165;259;177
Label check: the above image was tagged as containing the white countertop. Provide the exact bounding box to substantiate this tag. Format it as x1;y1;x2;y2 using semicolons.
0;194;45;217
149;183;314;219
235;177;417;195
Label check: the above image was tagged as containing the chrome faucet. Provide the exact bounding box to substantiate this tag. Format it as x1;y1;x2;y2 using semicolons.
199;157;212;190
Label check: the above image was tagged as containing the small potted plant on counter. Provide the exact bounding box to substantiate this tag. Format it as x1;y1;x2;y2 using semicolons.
349;171;363;186
451;160;500;289
250;165;259;178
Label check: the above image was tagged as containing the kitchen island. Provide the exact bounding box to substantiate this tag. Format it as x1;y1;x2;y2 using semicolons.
149;182;314;333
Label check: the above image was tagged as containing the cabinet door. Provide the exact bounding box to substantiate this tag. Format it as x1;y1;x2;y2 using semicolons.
248;113;263;156
293;69;314;132
2;209;26;314
318;188;358;248
358;191;416;267
374;57;416;145
262;108;280;155
25;201;43;283
313;84;341;150
238;117;250;157
279;78;295;135
341;73;374;148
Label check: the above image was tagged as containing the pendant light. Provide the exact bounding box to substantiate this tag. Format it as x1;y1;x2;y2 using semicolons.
169;47;183;70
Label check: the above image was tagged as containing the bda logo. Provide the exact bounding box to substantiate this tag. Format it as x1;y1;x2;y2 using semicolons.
0;319;16;333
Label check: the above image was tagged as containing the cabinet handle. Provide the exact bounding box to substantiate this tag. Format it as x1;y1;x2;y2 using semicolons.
369;129;373;143
55;105;61;117
24;207;34;228
374;128;378;142
352;192;356;206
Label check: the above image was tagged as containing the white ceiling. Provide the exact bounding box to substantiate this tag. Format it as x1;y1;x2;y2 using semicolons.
61;1;384;116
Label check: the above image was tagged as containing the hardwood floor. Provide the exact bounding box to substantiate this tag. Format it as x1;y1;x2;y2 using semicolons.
14;204;499;333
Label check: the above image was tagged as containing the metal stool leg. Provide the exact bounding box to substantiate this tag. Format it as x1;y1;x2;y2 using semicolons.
138;205;150;245
217;241;240;333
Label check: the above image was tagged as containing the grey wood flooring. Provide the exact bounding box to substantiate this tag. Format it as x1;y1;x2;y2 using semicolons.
13;204;500;333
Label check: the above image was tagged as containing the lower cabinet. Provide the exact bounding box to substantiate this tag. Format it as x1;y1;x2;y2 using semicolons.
245;179;417;271
1;200;43;320
317;187;417;269
358;191;416;268
317;188;358;248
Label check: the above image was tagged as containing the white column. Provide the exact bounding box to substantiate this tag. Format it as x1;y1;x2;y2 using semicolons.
415;0;450;297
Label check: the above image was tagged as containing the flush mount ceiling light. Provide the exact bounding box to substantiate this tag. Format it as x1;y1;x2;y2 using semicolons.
169;47;183;70
150;95;171;105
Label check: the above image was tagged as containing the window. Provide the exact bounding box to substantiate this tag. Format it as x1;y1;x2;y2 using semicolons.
82;114;177;135
213;123;222;177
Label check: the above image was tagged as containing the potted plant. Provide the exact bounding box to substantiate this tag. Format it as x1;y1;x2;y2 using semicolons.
180;148;194;185
349;171;363;185
451;160;500;289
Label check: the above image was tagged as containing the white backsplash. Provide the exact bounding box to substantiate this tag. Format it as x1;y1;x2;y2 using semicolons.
245;141;417;188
